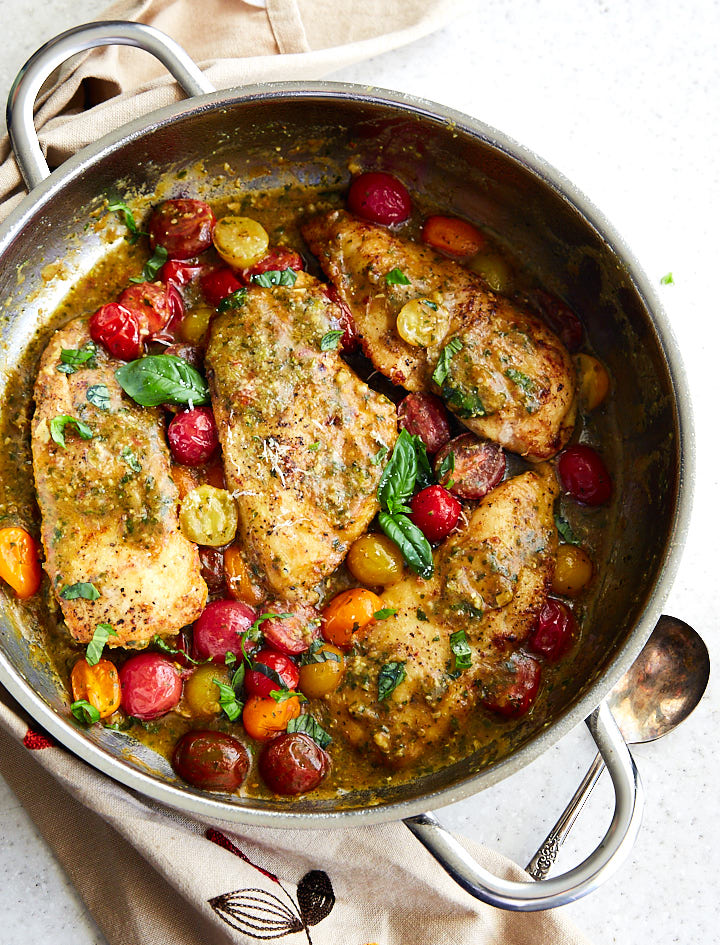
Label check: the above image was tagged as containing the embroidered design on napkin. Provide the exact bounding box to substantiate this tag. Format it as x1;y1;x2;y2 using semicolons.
23;726;56;749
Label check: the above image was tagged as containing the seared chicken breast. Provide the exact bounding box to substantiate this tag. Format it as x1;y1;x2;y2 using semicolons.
303;211;576;460
205;273;398;602
31;318;207;647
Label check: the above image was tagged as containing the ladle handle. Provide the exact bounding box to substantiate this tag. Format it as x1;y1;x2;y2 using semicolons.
6;21;215;190
404;701;643;911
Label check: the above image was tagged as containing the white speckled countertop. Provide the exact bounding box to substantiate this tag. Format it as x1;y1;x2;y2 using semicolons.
1;1;718;942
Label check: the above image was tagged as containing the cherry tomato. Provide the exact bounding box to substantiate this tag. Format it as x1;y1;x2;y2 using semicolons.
347;171;411;225
552;544;594;597
200;267;244;307
396;298;448;347
239;246;305;281
259;604;321;656
397;393;451;455
167;407;219;466
117;281;183;335
0;526;41;599
70;658;121;719
197;546;225;593
89;302;144;361
172;730;249;792
259;732;329;795
409;485;461;543
421;215;486;258
184;663;229;717
481;651;541;718
179;485;238;546
223;544;265;605
434;433;506;499
468;252;514;294
160;260;204;287
346;533;404;586
213;216;269;268
119;653;182;720
242;694;302;741
323;285;358;352
575;353;610;410
298;644;345;699
245;648;300;698
558;444;612;506
321;588;383;649
149;199;216;259
163;343;203;371
529;599;577;662
530;289;583;351
193;600;257;663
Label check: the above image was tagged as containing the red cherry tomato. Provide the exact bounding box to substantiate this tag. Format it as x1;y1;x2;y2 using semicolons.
530;289;583;352
557;444;612;506
149;199;216;259
397;393;451;454
172;730;250;792
200;267;244;307
163;343;203;371
481;651;541;718
323;285;358;352
119;653;182;720
259;604;321;656
240;246;305;281
197;546;225;593
347;172;412;225
89;302;145;361
409;485;461;543
245;648;300;698
434;433;506;500
118;281;184;335
529;599;577;662
193;600;257;663
167;407;219;466
160;260;204;287
259;732;329;795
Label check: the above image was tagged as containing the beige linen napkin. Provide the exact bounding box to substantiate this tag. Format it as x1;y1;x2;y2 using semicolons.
0;2;597;942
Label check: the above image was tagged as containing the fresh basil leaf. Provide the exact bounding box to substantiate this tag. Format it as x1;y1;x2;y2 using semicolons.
86;623;118;666
286;713;332;749
270;689;306;703
58;343;98;374
50;415;94;449
121;446;142;473
385;268;410;286
213;678;243;721
251;268;297;288
300;641;341;666
660;272;674;285
378;661;406;701
151;634;206;666
554;510;581;546
437;451;455;483
60;581;100;601
432;338;463;387
442;385;486;418
225;651;237;668
86;384;110;411
70;699;101;725
320;329;344;351
231;663;246;690
129;245;168;283
378;429;417;514
409;434;434;490
449;628;472;672
374;608;397;620
379;511;434;578
107;200;143;243
115;355;209;407
370;445;388;466
217;288;248;311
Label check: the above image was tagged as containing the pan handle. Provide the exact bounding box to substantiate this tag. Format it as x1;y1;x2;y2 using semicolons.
404;700;643;911
7;21;215;190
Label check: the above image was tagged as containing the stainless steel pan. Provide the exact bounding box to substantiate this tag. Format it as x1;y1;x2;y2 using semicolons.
0;21;694;910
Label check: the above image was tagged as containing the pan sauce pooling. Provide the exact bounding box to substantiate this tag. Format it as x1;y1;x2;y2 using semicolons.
6;171;615;797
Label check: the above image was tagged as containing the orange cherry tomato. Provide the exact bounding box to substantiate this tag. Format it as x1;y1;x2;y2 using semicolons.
421;215;487;258
0;526;42;599
70;658;121;719
321;588;383;649
224;544;264;605
242;695;302;741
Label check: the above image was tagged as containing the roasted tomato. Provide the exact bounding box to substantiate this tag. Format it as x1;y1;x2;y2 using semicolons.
259;605;321;656
409;485;461;543
434;433;506;499
193;600;257;663
0;526;41;599
242;694;302;741
149;199;216;259
167;407;219;467
321;588;383;649
245;648;300;698
118;281;183;335
197;546;226;593
481;651;541;718
172;730;249;792
200;267;244;307
346;534;404;586
89;302;144;360
70;658;121;719
558;444;612;506
397;393;451;454
421;215;486;258
529;599;577;662
239;246;304;281
119;653;182;720
298;644;345;699
259;732;329;795
347;171;411;225
160;259;204;287
323;285;358;352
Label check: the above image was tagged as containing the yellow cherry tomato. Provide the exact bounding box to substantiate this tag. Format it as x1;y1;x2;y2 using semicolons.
347;534;404;586
180;302;214;345
70;658;121;719
0;526;42;599
552;543;594;596
575;354;610;410
321;588;383;649
179;485;238;546
224;544;264;605
242;694;302;741
298;644;345;699
184;663;230;718
467;252;514;294
396;298;447;348
213;216;269;268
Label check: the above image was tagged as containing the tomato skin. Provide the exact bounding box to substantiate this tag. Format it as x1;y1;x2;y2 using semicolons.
149;199;216;259
347;172;412;225
70;658;121;718
224;545;265;605
160;260;204;287
240;246;305;281
558;444;612;506
409;485;461;543
193;600;257;663
434;433;506;500
481;651;541;718
530;289;583;352
89;302;144;360
397;393;451;455
200;267;244;307
242;694;302;741
529;598;577;662
172;730;250;792
245;648;300;698
298;644;345;699
119;653;182;720
167;407;219;466
321;588;383;649
421;215;486;258
259;732;328;795
323;285;358;352
0;526;41;599
260;604;321;656
117;281;183;335
197;546;226;593
346;534;404;586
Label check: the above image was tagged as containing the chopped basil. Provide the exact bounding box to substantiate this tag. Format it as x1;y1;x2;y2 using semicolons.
378;661;406;701
129;245;168;284
50;415;93;448
370;445;388;466
70;699;100;725
374;608;397;620
107;200;143;244
287;713;332;749
58;343;98;374
660;272;674;285
60;581;100;601
115;355;209;407
86;623;118;666
307;442;320;452
449;628;472;672
270;689;305;703
213;679;243;721
505;367;534;393
320;329;345;351
86;384;111;411
251;268;297;288
385;268;411;286
217;288;248;311
437;451;455;482
300;640;341;666
379;511;433;579
416;608;428;621
432;338;463;387
230;663;246;691
443;386;486;418
151;634;206;665
225;651;237;669
421;298;438;310
251;661;287;691
554;510;581;545
121;446;142;473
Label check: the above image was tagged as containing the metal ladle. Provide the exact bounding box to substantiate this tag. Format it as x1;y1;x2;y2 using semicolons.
526;615;710;880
